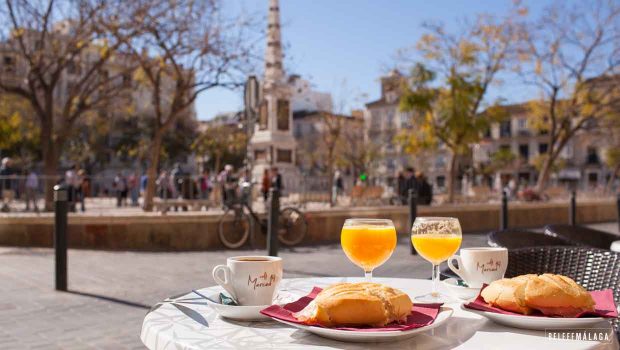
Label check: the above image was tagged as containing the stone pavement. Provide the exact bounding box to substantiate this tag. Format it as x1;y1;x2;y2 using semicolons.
0;223;617;349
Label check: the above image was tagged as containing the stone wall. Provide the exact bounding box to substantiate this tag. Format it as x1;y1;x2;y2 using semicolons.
0;199;616;250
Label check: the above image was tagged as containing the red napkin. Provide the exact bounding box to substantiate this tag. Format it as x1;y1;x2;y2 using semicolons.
260;287;442;331
464;285;618;318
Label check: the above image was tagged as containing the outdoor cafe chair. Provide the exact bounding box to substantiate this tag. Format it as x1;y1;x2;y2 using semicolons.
505;246;620;339
544;224;620;250
487;229;577;249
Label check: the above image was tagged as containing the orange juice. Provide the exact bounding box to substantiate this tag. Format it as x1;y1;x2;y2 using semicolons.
341;226;397;271
412;234;462;265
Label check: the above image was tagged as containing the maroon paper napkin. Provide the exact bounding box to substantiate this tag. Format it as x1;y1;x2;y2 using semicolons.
464;285;618;318
261;287;443;332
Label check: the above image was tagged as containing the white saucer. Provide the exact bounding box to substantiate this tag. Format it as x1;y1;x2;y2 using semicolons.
461;304;608;330
442;278;480;300
270;307;453;343
203;290;295;321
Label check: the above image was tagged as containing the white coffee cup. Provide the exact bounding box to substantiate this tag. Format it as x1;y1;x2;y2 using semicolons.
212;256;283;306
447;247;508;288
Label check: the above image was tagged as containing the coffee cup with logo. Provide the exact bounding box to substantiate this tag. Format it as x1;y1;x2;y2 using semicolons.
212;256;283;306
447;247;508;288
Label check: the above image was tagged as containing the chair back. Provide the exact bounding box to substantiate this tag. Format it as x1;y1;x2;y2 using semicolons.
506;246;620;337
488;229;576;249
545;224;619;250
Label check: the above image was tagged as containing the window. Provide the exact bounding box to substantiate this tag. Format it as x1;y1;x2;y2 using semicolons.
276;99;289;130
386;110;394;128
499;120;511;137
254;149;266;161
517;118;527;129
538;143;548;154
436;176;445;188
258;101;268;130
518;144;529;160
586;147;599;165
277;149;292;163
2;55;15;73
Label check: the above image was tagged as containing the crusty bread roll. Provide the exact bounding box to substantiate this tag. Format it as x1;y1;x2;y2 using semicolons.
480;274;536;315
524;274;595;317
293;282;412;327
481;274;595;317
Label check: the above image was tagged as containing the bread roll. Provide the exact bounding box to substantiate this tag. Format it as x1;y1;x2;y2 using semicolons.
481;274;595;317
293;282;412;327
524;274;595;317
481;274;536;315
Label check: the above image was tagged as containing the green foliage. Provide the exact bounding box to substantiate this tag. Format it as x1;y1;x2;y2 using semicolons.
0;95;40;159
191;124;248;172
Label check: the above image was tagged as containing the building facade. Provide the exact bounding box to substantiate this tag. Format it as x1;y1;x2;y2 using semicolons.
364;70;451;189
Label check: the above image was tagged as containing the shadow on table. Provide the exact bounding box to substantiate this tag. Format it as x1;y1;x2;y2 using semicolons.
66;289;150;309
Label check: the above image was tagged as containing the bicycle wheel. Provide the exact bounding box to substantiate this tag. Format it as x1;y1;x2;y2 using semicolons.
278;207;308;246
218;206;251;249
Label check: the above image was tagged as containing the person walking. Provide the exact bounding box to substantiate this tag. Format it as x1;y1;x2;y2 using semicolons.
113;173;127;207
261;168;271;202
270;167;282;192
416;171;433;205
405;167;418;198
332;170;344;205
397;170;407;205
76;169;87;212
65;165;78;212
128;172;139;207
200;169;211;200
0;158;15;212
25;169;39;212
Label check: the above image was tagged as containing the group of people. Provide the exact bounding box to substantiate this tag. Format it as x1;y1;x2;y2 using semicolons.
218;165;283;207
1;157;40;212
397;167;433;205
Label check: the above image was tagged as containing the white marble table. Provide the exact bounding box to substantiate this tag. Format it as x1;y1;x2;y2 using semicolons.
141;277;618;349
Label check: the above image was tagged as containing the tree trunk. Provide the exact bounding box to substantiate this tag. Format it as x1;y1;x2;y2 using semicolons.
606;163;620;193
214;153;221;174
327;157;334;207
41;123;58;211
143;134;163;212
535;153;556;193
447;152;457;203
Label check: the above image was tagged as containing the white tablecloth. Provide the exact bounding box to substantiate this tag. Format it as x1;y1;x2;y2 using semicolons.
141;277;618;349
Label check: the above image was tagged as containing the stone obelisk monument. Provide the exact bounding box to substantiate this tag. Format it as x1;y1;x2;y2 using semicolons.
249;0;299;186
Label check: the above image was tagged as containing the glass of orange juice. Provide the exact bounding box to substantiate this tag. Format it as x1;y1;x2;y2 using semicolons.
411;217;462;303
341;218;397;281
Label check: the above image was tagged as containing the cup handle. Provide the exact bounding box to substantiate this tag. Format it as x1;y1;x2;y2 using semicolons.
212;265;236;300
447;255;467;281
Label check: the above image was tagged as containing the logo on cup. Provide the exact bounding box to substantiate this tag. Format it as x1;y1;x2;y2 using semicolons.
476;258;502;274
448;248;508;288
248;272;277;290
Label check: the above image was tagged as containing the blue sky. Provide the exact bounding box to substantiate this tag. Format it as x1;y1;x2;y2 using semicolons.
197;0;556;120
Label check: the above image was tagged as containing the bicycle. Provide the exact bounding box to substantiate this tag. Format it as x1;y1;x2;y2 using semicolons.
217;181;308;249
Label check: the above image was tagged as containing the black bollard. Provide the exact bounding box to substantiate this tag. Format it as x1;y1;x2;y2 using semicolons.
54;185;68;291
408;188;418;255
500;190;508;230
569;191;577;226
267;188;280;257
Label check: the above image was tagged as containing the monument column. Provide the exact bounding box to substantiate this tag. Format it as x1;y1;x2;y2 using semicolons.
248;0;299;186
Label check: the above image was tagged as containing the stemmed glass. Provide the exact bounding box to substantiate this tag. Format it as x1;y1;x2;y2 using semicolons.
340;218;397;281
411;217;462;303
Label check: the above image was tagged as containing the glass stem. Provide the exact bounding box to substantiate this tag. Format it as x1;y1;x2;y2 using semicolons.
364;270;372;282
431;264;440;297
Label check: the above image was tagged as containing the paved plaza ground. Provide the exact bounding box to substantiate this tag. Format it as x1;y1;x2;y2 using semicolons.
0;223;617;349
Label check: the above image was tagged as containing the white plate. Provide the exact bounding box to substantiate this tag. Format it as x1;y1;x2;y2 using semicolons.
461;304;609;330
442;278;481;300
270;307;453;343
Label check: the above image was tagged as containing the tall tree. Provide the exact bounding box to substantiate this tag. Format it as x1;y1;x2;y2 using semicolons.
192;123;247;174
396;9;521;202
517;0;620;191
109;0;256;211
0;0;133;209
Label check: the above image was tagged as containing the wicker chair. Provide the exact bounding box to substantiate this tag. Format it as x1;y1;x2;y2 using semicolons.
487;229;576;249
506;246;620;338
544;224;619;250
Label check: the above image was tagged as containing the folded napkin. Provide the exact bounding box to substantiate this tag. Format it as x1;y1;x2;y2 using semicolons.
260;287;442;331
464;285;618;318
